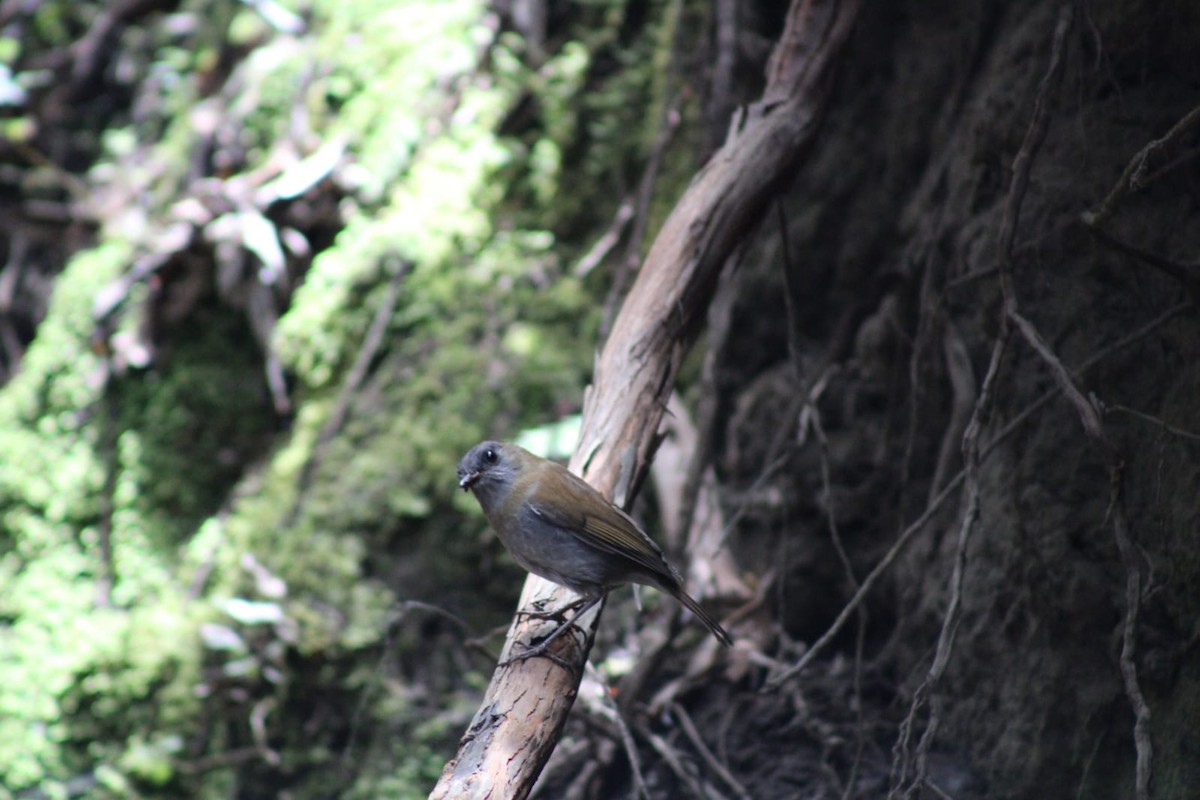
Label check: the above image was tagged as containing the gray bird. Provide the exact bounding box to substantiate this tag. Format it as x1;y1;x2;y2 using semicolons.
457;440;732;661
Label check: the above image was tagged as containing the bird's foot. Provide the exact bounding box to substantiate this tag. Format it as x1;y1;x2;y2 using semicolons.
514;596;588;624
498;640;576;671
500;594;602;671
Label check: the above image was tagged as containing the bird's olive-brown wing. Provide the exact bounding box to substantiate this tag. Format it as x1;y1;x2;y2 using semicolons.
526;462;674;580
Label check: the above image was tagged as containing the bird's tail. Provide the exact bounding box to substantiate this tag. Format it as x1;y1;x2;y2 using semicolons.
671;587;733;647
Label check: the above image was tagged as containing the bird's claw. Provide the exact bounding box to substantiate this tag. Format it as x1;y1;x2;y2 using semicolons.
514;596;587;624
499;641;577;672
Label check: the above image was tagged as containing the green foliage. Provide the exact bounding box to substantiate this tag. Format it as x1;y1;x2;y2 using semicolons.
0;246;206;793
313;0;488;201
0;0;697;795
114;309;276;546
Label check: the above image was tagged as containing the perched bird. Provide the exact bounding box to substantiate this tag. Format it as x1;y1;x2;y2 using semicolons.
457;440;732;661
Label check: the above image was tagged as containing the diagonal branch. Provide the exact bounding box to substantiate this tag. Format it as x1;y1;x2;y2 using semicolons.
429;2;862;797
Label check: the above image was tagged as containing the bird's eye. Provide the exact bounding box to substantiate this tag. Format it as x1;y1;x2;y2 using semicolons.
483;448;497;463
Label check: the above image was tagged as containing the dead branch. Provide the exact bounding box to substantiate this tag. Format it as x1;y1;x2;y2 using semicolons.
985;7;1155;794
763;299;1184;691
635;719;727;800
1084;103;1200;227
889;331;1008;800
1008;310;1153;800
1080;223;1200;304
574;667;650;800
671;702;753;800
1106;403;1200;443
891;8;1075;796
429;1;862;797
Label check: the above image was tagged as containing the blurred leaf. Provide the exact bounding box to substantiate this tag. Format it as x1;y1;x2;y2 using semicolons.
199;623;246;651
258;137;347;202
221;597;286;625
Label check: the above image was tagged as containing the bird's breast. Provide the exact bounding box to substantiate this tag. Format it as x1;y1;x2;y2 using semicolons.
489;502;627;597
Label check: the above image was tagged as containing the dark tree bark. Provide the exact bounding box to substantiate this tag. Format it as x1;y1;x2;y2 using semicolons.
699;2;1200;798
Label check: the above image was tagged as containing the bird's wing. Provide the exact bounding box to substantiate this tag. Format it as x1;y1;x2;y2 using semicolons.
527;464;675;581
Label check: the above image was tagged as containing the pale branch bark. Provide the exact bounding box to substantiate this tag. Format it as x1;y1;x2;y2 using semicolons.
577;0;862;507
429;1;861;797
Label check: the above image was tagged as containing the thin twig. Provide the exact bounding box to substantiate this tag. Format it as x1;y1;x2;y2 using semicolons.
1086;103;1200;226
529;738;593;800
1080;222;1200;302
901;255;943;529
676;258;743;546
617;720;650;800
578;665;651;800
1106;403;1200;443
928;320;977;503
808;403;870;800
997;4;1074;304
765;300;1182;693
777;199;806;385
285;262;410;526
982;303;1188;456
765;468;964;690
1114;491;1152;800
897;9;1074;794
671;702;753;800
574;199;635;278
890;332;1008;799
923;778;957;800
636;720;729;800
809;410;859;590
1009;310;1152;800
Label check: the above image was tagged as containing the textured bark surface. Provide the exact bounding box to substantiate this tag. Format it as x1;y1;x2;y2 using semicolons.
693;2;1200;797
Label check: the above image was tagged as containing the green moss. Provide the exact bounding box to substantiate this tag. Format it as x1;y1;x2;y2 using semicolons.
114;309;276;545
0;0;704;794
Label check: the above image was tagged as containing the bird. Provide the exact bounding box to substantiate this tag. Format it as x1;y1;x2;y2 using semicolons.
457;440;732;663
